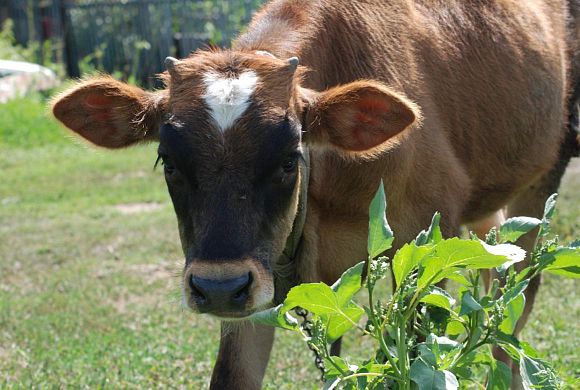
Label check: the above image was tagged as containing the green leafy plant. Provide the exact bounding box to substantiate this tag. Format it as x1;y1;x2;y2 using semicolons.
252;182;579;389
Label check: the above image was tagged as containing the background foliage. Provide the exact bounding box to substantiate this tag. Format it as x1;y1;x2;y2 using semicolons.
1;0;264;86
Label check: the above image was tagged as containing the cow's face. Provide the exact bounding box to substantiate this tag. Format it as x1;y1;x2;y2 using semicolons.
52;50;419;319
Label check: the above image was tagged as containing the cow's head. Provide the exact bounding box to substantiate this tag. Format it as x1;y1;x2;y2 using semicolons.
52;50;419;319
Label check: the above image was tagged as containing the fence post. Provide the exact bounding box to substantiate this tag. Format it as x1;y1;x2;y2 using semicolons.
8;0;29;47
32;1;43;64
48;0;64;66
59;0;79;78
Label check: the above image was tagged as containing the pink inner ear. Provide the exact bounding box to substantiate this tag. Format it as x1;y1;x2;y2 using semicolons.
341;97;392;151
348;125;391;151
355;98;390;124
84;94;113;109
91;111;112;122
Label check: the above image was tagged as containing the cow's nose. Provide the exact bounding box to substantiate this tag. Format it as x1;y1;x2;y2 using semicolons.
189;272;253;312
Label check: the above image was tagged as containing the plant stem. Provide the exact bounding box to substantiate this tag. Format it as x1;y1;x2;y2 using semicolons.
339;371;401;385
379;331;402;377
366;257;402;378
396;313;410;390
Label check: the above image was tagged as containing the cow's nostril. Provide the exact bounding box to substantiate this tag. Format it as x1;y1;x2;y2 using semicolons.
189;275;208;305
232;272;253;303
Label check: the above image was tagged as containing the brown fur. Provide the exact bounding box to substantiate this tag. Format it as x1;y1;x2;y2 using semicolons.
51;0;579;388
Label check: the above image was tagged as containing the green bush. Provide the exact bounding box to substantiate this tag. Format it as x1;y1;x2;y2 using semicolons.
0;19;36;62
252;182;579;389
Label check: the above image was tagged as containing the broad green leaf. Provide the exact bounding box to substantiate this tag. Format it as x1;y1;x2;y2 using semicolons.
497;335;561;389
426;334;461;352
360;362;391;374
442;370;460;390
250;304;299;330
520;355;561;389
539;194;558;237
502;280;529;305
282;283;364;341
456;349;493;368
416;212;443;246
459;291;483;316
418;344;438;366
542;193;558;221
545;266;580;278
436;239;508;269
323;378;341;390
498;341;521;362
479;242;526;268
486;359;511;390
499;294;525;334
499;217;541;243
445;272;471;286
481;242;526;273
540;247;580;278
445;320;465;336
419;239;511;288
420;287;455;311
367;180;394;258
410;359;459;390
519;341;541;359
323;355;351;378
417;256;455;288
393;243;434;285
282;283;339;315
453;366;474;381
324;303;364;342
332;261;365;306
354;367;370;390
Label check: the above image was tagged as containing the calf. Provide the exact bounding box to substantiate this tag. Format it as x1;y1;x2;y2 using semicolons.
52;0;579;388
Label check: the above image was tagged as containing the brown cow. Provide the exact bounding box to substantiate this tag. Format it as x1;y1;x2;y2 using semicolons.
52;0;579;388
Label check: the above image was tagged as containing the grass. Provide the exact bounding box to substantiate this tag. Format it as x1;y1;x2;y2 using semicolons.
0;95;578;388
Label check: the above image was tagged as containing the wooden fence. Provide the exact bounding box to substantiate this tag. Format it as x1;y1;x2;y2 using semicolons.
1;0;264;86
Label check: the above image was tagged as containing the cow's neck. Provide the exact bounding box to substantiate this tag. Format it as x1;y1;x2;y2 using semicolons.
272;147;310;303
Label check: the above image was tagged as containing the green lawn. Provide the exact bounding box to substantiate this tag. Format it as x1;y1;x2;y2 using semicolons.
0;96;578;388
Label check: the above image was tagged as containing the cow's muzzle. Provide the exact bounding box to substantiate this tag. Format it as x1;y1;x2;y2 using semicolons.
189;272;252;313
183;258;274;318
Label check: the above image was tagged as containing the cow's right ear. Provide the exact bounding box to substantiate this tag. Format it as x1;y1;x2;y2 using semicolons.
52;77;167;148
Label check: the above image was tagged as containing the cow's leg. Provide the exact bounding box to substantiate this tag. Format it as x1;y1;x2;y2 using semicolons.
210;321;275;390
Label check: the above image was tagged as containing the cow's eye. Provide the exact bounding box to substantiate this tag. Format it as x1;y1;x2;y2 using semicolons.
282;157;298;173
155;153;176;177
164;162;176;176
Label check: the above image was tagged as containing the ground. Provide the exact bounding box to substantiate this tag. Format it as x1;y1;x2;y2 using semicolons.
0;96;578;388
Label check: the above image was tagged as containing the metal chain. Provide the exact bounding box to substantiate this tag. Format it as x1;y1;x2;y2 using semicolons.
295;307;326;381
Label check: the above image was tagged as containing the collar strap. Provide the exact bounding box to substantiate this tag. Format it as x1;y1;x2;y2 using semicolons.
273;146;310;304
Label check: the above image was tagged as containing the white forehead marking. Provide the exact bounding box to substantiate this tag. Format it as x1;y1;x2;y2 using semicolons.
202;70;258;132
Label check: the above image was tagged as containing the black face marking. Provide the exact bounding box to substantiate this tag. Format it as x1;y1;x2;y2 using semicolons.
160;110;302;268
158;123;195;173
252;117;302;183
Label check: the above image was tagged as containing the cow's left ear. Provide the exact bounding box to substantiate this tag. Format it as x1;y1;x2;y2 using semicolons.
52;77;167;149
301;80;420;153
